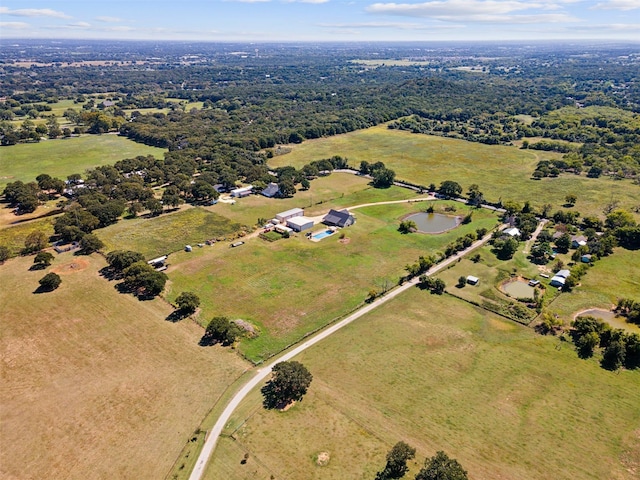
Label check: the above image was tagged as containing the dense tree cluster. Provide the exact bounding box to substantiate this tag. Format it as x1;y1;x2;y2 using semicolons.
571;316;640;370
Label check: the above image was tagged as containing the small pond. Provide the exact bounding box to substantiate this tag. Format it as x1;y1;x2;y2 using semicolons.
502;280;535;299
406;212;460;234
576;308;640;333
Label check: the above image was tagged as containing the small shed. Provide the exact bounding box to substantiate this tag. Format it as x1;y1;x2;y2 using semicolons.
571;235;587;248
287;216;314;232
581;254;592;263
231;185;253;198
185;245;192;252
549;275;566;287
276;207;304;223
466;275;479;285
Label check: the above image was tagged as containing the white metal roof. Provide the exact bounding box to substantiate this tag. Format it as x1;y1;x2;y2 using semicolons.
277;207;304;218
287;216;313;227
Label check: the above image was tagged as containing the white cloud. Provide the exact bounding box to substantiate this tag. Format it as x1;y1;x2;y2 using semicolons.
592;0;640;10
95;16;124;23
292;0;331;3
224;0;271;3
68;22;91;29
569;22;640;30
366;0;580;22
0;21;30;29
103;26;136;32
319;21;462;29
0;7;70;18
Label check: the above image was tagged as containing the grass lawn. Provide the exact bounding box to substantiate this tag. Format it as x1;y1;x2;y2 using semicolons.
268;124;640;219
206;289;640;480
165;200;499;362
97;207;248;259
0;253;248;480
0;134;166;190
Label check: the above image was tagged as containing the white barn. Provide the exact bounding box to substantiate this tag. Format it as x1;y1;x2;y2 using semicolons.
287;216;314;232
276;207;304;223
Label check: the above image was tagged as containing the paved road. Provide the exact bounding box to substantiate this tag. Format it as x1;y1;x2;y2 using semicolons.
187;227;501;480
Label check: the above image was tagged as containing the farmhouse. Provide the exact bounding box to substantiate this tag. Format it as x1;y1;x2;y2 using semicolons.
504;227;521;237
230;185;253;198
261;182;280;198
276;207;304;223
323;209;356;228
286;216;314;232
571;235;587;248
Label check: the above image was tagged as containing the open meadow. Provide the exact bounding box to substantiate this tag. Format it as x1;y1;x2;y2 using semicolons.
0;216;56;256
269;124;640;219
163;199;499;362
0;134;166;190
0;253;248;480
205;288;640;480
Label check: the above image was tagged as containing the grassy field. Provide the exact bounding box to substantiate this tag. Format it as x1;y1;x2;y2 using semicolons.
0;134;166;190
205;288;640;480
268;125;640;219
165;199;499;362
0;216;56;256
0;253;248;480
97;207;248;259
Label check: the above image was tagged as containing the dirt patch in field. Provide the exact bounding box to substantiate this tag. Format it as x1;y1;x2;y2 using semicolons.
316;451;330;466
50;258;90;275
339;237;351;244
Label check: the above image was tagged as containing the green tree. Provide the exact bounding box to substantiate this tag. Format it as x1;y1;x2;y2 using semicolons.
202;316;243;346
564;193;577;206
79;234;104;253
438;181;462;198
493;236;519;260
601;340;626;371
399;220;417;234
261;361;313;409
372;168;396;188
24;231;48;253
300;177;311;190
554;233;571;254
106;250;145;272
278;179;296;198
122;261;167;297
175;292;200;314
33;251;54;268
605;209;636;230
145;198;163;216
0;245;10;263
376;441;416;480
415;451;468;480
39;272;61;291
457;276;467;288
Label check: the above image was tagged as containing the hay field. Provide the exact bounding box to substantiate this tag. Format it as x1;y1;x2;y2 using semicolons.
206;289;640;480
0;134;166;190
0;254;248;480
268;124;640;218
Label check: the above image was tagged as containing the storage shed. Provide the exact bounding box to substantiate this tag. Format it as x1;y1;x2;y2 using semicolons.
276;207;304;223
466;275;479;285
287;216;314;232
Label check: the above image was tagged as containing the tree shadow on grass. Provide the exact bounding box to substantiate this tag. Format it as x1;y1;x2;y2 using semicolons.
166;310;189;323
29;264;47;271
33;285;55;294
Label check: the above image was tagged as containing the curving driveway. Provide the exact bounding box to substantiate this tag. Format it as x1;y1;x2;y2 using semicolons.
188;227;501;480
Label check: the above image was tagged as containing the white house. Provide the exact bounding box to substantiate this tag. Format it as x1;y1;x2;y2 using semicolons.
276;207;304;223
261;182;280;198
504;227;521;237
549;269;570;287
286;216;314;232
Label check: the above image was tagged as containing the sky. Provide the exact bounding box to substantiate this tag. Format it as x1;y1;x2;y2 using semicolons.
0;0;639;42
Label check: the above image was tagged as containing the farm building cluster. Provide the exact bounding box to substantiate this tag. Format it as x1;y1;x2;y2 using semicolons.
262;207;356;237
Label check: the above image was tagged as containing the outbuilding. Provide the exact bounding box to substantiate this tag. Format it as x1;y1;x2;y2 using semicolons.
276;207;304;223
466;275;479;285
504;227;521;237
231;185;253;198
261;182;280;198
286;216;314;232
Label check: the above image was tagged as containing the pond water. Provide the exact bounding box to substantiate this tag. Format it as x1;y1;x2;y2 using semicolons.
577;308;640;333
406;212;460;234
502;280;535;299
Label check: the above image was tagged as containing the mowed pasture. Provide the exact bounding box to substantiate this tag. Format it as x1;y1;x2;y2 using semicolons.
165;199;499;362
206;289;640;480
97;207;248;259
0;134;166;190
268;124;640;219
0;254;248;480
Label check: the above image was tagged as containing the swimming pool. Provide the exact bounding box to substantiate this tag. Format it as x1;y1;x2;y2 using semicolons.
311;229;335;241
